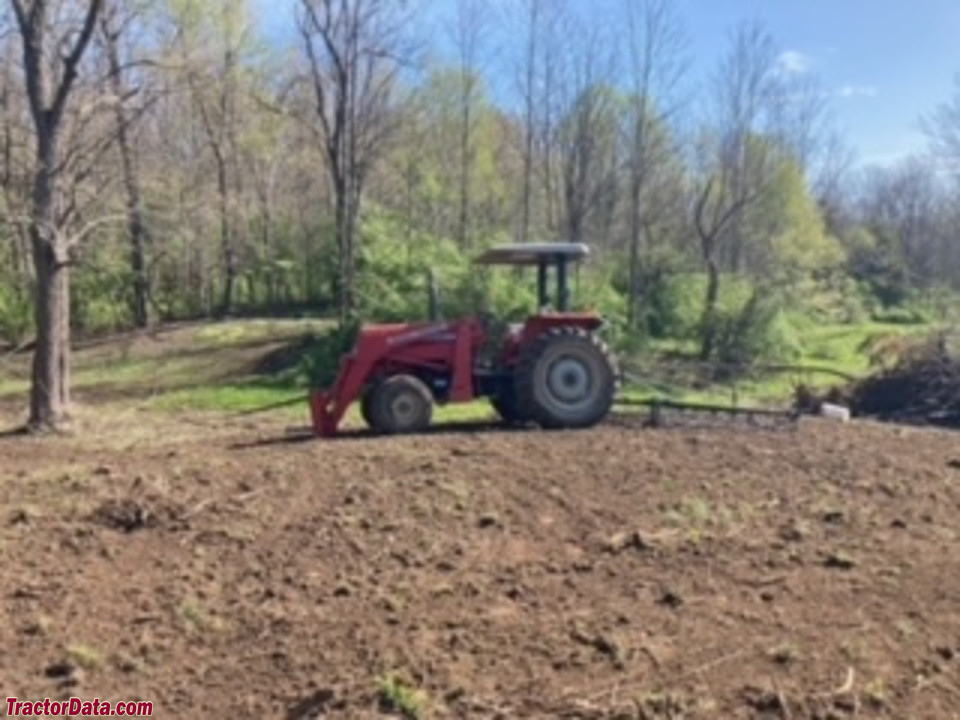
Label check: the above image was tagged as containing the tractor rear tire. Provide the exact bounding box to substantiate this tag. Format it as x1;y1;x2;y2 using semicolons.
514;327;618;429
368;374;434;435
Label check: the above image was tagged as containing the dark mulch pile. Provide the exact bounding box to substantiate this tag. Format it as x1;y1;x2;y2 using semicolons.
797;337;960;428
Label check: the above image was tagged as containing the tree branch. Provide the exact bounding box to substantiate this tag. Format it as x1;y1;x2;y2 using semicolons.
51;0;103;126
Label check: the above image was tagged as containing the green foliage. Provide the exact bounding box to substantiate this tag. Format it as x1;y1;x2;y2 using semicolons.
149;384;303;413
355;208;544;323
377;674;427;719
711;289;802;371
636;272;764;345
356;211;467;321
844;225;913;308
473;265;540;321
571;260;625;321
788;275;871;325
297;320;361;389
387;66;511;241
646;273;711;341
870;305;931;325
747;159;845;281
72;261;135;336
0;284;32;345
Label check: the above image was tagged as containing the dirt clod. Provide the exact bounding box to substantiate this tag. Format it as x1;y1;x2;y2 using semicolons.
478;512;502;529
286;688;337;719
89;498;187;533
741;685;785;713
44;661;82;688
603;530;653;554
823;552;857;570
657;589;684;608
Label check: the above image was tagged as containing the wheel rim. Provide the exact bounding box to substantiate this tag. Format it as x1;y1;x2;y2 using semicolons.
390;393;420;427
546;356;593;406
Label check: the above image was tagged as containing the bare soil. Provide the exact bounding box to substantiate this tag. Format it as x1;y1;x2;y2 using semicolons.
1;408;959;719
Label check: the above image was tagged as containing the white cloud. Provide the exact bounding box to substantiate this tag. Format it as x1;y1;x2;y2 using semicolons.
777;50;812;75
836;85;878;98
860;150;914;168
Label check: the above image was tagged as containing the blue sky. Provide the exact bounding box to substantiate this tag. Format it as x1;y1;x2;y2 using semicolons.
674;0;960;167
252;0;960;169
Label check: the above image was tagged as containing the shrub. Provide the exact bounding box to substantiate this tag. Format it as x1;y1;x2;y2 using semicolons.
711;290;802;373
297;320;362;389
71;260;135;337
0;284;32;345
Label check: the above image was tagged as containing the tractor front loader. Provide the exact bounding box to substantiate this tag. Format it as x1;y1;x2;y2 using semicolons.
309;243;620;437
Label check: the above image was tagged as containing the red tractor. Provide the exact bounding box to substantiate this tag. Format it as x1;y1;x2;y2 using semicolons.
309;243;619;436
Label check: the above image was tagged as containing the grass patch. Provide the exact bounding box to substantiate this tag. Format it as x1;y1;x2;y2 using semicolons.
3;316;951;420
0;377;28;400
66;644;103;670
149;384;306;414
178;600;229;635
623;319;948;409
864;678;889;708
192;319;331;347
377;673;428;719
662;496;738;543
434;399;496;423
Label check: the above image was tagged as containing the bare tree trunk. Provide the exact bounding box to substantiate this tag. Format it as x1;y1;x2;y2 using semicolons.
179;3;243;319
13;0;103;432
622;0;690;331
1;71;31;302
627;217;640;328
457;86;473;249
699;257;721;361
29;132;70;426
332;175;355;323
299;0;406;326
101;6;149;328
216;156;236;315
453;0;485;250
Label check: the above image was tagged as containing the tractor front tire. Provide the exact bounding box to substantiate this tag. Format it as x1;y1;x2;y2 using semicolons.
368;374;434;435
514;328;618;429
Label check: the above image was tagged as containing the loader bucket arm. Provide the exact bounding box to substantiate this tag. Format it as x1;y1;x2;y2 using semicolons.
308;320;485;437
309;350;374;437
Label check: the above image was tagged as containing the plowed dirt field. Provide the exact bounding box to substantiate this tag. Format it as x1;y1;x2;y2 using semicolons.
1;409;959;719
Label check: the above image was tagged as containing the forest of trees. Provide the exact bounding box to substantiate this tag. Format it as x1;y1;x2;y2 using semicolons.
3;0;960;430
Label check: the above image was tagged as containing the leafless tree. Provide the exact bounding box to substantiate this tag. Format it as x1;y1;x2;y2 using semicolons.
692;20;792;359
860;158;948;287
99;0;151;327
622;0;689;329
514;0;566;241
11;0;104;431
811;129;857;236
176;0;249;317
0;22;32;303
449;0;487;250
544;9;621;248
517;0;540;244
922;72;960;179
298;0;410;324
